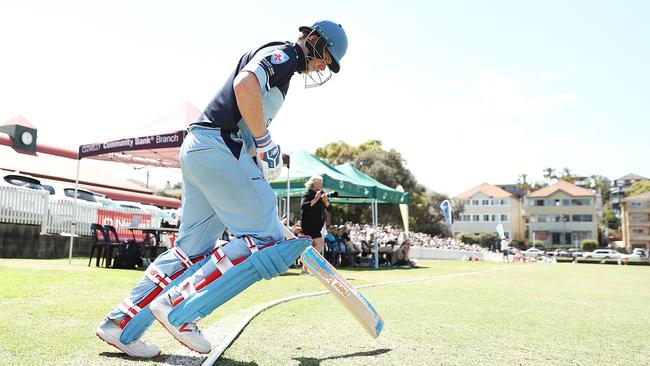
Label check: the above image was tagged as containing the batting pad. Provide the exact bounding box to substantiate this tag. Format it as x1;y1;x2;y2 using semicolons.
119;256;212;344
168;237;311;326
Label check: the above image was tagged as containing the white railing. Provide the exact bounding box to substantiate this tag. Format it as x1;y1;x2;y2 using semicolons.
0;187;163;237
0;186;49;226
46;200;99;235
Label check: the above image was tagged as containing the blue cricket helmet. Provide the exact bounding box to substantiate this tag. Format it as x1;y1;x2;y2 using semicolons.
299;20;348;73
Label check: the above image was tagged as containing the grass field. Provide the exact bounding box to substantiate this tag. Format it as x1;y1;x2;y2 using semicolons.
1;258;649;366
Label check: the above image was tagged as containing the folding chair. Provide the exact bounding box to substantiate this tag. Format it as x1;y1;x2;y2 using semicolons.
103;225;127;268
88;224;107;267
128;215;142;242
88;224;120;268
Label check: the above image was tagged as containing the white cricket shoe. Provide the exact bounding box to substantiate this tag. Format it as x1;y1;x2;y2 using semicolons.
96;318;161;358
149;294;212;354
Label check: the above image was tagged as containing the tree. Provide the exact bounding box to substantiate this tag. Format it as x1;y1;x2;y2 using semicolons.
315;140;450;235
543;167;557;182
626;181;650;197
517;173;530;195
588;175;611;203
603;204;619;230
314;141;359;166
559;167;575;183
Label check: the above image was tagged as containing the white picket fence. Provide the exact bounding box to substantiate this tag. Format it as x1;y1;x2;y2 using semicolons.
0;186;161;237
0;186;49;226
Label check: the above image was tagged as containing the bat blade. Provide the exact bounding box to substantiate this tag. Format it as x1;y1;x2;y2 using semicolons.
301;246;384;338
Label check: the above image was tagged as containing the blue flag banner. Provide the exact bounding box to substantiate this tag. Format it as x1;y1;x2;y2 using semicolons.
440;199;452;227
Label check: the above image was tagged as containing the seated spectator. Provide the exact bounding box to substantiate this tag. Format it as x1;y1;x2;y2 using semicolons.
392;241;417;268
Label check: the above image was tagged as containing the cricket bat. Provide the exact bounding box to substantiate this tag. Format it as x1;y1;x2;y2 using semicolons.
282;226;384;338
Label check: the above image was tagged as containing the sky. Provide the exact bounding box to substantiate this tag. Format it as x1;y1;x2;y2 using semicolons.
1;0;649;196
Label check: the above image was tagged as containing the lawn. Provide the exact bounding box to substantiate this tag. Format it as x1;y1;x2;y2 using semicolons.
0;258;649;366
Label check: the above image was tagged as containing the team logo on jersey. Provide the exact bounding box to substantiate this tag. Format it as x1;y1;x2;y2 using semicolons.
270;50;290;64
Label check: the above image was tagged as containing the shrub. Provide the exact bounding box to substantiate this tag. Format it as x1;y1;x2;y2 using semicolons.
457;233;478;245
581;240;598;252
456;232;499;248
477;232;499;248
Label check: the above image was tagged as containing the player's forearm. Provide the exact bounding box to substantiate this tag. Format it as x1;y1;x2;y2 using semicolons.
233;71;266;137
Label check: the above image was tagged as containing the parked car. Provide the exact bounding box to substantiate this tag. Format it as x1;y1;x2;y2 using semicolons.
558;248;585;258
0;172;49;223
142;204;176;227
1;171;47;191
582;249;622;259
162;208;180;227
40;180;102;207
113;201;171;227
523;248;546;257
96;196;123;210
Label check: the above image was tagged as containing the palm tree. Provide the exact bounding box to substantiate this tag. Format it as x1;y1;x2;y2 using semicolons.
543;168;557;182
517;173;530;195
560;167;575;183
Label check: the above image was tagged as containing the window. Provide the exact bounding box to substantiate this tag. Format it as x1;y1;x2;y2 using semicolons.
536;199;545;206
491;214;498;221
571;198;591;206
465;200;472;206
491;199;498;205
482;199;490;205
472;200;479;206
632;229;645;234
463;214;471;221
501;199;509;206
571;214;593;222
631;202;642;208
562;199;570;206
500;214;509;222
472;214;480;222
483;214;490;221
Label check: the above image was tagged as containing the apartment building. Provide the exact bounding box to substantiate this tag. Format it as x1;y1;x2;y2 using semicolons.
610;173;648;217
452;183;524;240
527;180;598;246
620;192;650;251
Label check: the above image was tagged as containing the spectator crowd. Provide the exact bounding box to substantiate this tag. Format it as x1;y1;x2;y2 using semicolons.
307;222;488;268
341;222;488;253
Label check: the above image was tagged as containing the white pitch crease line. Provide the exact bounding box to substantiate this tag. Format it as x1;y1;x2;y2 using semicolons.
201;266;521;366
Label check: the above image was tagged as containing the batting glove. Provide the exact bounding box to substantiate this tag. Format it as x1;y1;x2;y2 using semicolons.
254;130;282;181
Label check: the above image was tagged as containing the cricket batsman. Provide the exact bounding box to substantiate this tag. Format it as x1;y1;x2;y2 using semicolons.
96;20;348;357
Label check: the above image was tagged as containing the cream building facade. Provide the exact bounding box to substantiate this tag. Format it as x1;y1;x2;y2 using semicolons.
452;183;524;240
526;180;598;246
621;192;650;251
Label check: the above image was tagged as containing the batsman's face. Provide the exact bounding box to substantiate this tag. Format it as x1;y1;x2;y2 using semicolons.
307;49;333;72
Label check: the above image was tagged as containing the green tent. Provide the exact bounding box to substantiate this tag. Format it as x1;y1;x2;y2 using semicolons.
269;150;374;199
335;163;409;204
269;151;412;269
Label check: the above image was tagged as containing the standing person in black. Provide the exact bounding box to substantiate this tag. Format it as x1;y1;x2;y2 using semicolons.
300;175;330;273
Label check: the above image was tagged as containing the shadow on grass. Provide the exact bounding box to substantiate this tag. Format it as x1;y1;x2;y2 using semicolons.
292;348;391;366
213;358;259;365
99;352;204;365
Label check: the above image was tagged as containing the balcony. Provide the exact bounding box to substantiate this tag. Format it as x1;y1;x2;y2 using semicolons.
630;233;650;241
